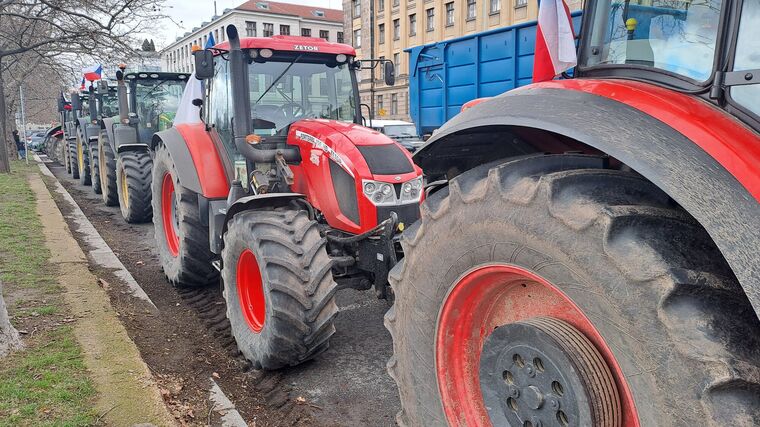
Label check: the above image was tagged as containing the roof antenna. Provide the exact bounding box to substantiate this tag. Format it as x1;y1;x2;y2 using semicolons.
214;1;217;16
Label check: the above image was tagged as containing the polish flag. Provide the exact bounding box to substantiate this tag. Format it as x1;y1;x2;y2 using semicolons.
82;64;103;81
533;0;576;83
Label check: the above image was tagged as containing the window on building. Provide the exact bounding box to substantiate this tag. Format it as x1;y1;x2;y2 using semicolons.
302;28;311;37
409;14;416;35
246;21;257;37
337;31;344;43
426;8;435;32
320;30;329;41
391;93;398;115
393;0;399;7
377;95;384;113
280;25;290;35
379;56;385;80
257;1;269;9
445;2;454;26
221;26;225;41
313;9;325;17
379;23;385;43
490;0;500;14
378;0;385;11
353;0;361;17
393;19;400;40
515;0;527;6
467;0;476;20
393;52;400;76
263;23;274;37
214;29;219;43
354;29;362;47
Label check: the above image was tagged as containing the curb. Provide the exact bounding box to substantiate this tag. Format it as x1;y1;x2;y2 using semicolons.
35;155;157;310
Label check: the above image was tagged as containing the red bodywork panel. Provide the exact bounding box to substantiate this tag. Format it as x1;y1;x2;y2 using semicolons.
528;79;760;202
214;35;356;56
174;123;230;198
288;120;422;234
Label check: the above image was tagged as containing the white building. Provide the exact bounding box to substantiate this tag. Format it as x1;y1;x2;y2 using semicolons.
161;0;345;73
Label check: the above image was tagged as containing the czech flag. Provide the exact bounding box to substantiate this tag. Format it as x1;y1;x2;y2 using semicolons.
205;32;216;49
532;0;576;82
82;64;103;81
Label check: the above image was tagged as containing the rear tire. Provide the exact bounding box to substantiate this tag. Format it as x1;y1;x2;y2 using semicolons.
76;133;91;186
116;150;153;223
90;140;102;194
151;142;218;287
98;134;118;206
69;139;79;179
222;209;339;370
386;154;760;426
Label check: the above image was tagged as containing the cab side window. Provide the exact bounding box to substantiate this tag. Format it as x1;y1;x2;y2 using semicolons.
209;60;235;159
730;0;760;117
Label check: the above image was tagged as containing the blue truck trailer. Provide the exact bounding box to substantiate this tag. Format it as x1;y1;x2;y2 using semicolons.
407;11;582;137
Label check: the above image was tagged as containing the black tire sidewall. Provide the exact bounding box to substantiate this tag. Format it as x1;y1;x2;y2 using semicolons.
151;145;183;281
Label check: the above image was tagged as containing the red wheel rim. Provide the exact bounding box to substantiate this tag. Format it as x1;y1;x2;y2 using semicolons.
161;173;180;257
236;249;266;333
436;264;638;426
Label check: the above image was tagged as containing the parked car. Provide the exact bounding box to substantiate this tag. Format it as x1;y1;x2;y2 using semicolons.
29;132;47;152
367;119;425;152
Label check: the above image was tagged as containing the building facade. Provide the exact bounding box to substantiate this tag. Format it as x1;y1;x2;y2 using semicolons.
161;0;344;73
343;0;581;122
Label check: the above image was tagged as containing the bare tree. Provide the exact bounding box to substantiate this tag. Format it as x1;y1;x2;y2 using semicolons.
0;0;169;173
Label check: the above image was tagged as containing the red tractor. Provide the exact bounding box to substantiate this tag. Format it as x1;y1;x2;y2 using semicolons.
150;27;422;369
387;0;760;425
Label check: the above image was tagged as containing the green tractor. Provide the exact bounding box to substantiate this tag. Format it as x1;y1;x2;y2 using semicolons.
89;80;119;196
99;69;189;221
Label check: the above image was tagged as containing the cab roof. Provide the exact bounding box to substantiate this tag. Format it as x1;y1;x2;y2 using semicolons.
214;35;356;56
124;71;191;81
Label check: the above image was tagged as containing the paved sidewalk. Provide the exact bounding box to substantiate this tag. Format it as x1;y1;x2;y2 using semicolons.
28;173;175;426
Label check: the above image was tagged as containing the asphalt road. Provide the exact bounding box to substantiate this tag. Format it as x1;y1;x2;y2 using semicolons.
46;158;400;426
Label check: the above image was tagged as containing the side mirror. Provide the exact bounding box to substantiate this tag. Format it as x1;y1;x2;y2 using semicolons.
97;80;109;94
194;50;215;79
384;61;395;86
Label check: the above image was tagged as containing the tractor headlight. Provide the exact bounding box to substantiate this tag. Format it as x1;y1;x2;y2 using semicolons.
399;177;423;203
362;180;396;206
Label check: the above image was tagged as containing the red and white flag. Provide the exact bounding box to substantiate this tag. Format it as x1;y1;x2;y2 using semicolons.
82;64;103;81
533;0;576;83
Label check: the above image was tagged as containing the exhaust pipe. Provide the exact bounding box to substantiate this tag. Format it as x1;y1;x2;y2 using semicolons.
116;68;129;123
226;25;299;163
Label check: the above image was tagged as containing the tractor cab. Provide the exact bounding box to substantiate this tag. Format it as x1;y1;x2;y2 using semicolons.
118;71;189;143
578;0;760;129
94;80;119;124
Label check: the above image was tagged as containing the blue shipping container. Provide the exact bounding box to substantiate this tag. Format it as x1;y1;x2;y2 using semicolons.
407;11;583;136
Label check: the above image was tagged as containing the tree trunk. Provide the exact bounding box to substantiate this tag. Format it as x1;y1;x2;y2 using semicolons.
0;279;23;357
0;60;11;174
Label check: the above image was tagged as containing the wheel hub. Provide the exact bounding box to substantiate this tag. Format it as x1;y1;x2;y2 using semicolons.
480;317;620;427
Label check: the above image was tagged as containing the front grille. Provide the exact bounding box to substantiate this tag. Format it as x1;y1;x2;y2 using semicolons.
329;160;360;225
357;144;414;175
377;203;420;228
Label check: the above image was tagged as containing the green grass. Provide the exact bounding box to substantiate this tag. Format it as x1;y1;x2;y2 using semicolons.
0;160;97;426
0;161;54;290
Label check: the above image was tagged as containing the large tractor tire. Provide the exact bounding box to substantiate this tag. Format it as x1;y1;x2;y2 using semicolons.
68;139;79;179
90;139;102;194
386;154;760;426
151;143;218;287
76;133;91;186
116;150;153;223
222;209;339;370
98;134;118;206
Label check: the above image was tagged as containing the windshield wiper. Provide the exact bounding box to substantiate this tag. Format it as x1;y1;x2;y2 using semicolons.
254;54;303;106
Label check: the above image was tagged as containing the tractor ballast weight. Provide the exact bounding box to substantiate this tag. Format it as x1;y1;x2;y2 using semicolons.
151;24;422;370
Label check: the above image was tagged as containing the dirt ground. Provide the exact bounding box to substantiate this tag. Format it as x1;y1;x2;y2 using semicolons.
44;160;400;426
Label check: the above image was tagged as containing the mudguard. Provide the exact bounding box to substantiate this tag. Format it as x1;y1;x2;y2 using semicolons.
415;83;760;316
222;193;306;235
102;117;118;151
113;125;140;152
152;125;229;198
85;124;100;143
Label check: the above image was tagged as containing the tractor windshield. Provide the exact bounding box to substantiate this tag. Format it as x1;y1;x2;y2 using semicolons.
131;79;186;136
99;92;118;118
248;55;357;132
581;0;722;82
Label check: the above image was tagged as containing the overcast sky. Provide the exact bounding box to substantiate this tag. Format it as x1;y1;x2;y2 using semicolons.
156;0;340;48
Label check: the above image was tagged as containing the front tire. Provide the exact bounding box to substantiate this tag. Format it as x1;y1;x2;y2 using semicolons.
68;139;79;179
221;209;338;370
76;133;91;186
98;134;118;206
151;142;218;287
116;150;153;223
90;140;101;194
386;154;760;426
